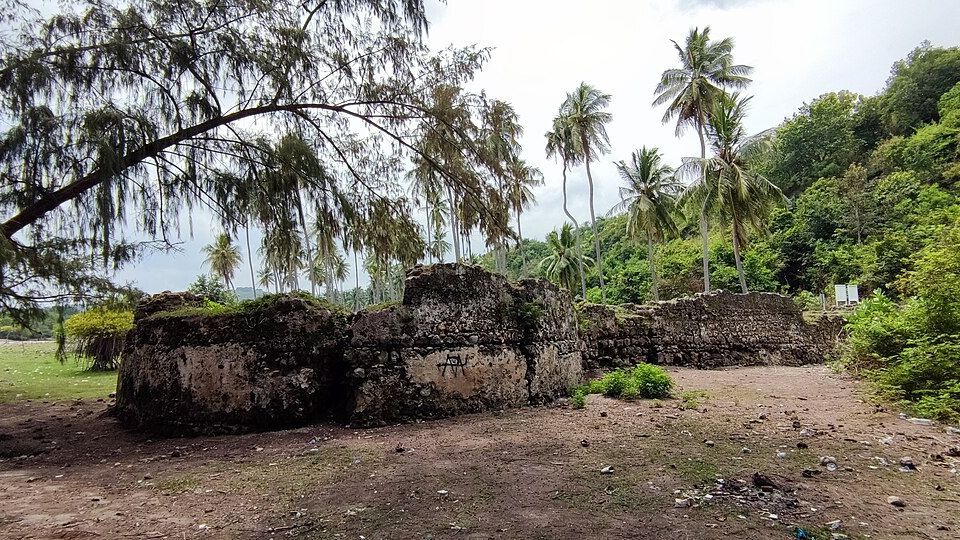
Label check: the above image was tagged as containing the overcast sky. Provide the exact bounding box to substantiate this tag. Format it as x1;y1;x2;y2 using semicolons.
116;0;960;293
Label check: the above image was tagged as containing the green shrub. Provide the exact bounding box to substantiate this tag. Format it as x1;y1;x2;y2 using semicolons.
793;290;821;311
63;308;134;370
570;388;586;409
577;363;674;402
630;363;674;398
841;219;960;420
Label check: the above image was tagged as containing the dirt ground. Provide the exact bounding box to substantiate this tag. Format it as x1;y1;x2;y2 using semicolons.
1;365;958;540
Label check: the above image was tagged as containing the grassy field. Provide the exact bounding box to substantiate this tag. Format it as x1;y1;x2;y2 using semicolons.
0;340;117;403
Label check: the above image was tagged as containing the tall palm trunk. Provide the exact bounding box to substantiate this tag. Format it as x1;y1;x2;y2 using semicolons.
583;142;605;302
245;223;257;299
425;208;433;264
698;125;711;293
731;213;748;293
353;249;360;311
294;195;315;296
446;186;461;262
561;163;588;299
515;203;525;268
647;236;660;302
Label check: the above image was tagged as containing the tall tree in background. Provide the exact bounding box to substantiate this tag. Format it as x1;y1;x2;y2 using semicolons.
545;117;588;298
653;26;752;293
202;233;243;291
609;147;680;301
559;83;612;301
0;0;517;324
482;100;524;273
540;223;594;294
506;157;543;267
681;94;784;293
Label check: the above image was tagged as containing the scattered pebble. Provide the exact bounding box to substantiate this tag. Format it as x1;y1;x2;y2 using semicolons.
887;495;906;507
580;439;590;448
704;440;715;447
899;457;917;472
600;465;614;475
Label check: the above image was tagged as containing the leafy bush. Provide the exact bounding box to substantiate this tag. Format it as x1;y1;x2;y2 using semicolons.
577;363;674;403
841;219;960;420
793;290;822;312
63;308;134;370
187;274;237;304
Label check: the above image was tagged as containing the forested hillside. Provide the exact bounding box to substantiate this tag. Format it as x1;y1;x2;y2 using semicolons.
485;43;960;309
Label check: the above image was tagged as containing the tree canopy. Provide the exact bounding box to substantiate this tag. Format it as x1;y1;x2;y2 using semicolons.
0;0;521;323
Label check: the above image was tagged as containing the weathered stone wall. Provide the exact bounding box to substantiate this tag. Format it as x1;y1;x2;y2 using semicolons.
115;267;842;435
115;265;583;433
580;291;844;370
115;295;352;434
345;265;583;426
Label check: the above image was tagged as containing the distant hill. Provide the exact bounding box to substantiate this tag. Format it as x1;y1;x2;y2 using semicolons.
234;287;266;300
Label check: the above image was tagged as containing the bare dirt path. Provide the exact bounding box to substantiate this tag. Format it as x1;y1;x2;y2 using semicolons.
1;365;958;539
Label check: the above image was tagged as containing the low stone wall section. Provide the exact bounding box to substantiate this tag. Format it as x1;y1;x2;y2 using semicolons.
579;291;844;370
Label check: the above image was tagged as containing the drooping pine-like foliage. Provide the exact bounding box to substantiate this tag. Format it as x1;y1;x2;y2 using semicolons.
0;0;518;322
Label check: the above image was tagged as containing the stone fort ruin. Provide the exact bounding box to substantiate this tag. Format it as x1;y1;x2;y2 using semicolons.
115;264;842;434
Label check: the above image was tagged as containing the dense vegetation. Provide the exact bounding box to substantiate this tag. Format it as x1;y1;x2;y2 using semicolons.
481;43;960;419
483;44;960;306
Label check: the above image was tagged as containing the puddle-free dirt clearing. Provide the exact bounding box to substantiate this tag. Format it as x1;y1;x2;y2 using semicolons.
1;365;958;539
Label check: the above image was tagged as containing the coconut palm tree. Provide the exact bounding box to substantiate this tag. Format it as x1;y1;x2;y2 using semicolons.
202;233;243;290
609;147;681;301
540;223;595;294
679;93;785;293
545;117;588;298
559;83;612;301
506;157;543;267
429;224;451;263
331;251;349;302
257;266;274;294
653;26;752;293
482;100;524;273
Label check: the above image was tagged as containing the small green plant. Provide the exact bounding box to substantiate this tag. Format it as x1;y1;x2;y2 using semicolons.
514;301;544;332
679;390;708;410
570;388;586;409
577;363;674;401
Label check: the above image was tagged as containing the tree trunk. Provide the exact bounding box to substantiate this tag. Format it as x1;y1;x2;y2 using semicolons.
647;236;659;302
353;249;360;311
732;216;748;293
515;203;525;270
583;144;605;302
244;223;257;300
425;208;433;264
294;194;315;296
698;125;711;293
561;163;588;299
447;187;461;262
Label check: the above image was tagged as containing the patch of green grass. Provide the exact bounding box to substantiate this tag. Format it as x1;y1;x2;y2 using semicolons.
0;341;117;403
679;390;708;410
153;476;202;493
673;458;721;483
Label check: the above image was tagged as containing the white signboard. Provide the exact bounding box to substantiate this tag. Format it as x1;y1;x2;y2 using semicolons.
835;284;847;304
834;284;860;306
